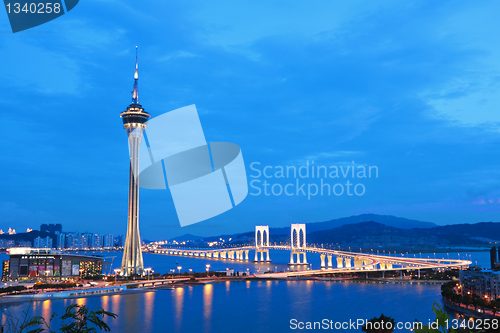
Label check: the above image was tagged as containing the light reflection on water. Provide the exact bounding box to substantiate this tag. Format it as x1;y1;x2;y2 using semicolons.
203;284;213;332
143;291;154;332
174;287;183;331
0;280;447;333
41;300;51;325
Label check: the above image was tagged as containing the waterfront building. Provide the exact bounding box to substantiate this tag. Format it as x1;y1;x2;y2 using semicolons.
65;232;87;249
103;234;114;249
0;240;14;248
34;236;53;249
56;232;66;249
87;233;102;249
3;247;103;279
119;47;150;276
459;269;500;300
489;246;500;270
116;235;126;247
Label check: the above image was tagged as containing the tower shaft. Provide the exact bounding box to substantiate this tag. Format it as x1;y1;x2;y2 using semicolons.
121;127;145;276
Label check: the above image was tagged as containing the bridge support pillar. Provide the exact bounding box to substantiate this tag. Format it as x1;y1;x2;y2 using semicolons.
245;250;250;261
336;257;343;268
345;258;352;268
327;255;333;268
254;249;271;262
320;254;326;268
289;252;306;265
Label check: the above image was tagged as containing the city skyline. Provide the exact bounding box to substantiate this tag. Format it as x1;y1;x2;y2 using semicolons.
2;1;500;240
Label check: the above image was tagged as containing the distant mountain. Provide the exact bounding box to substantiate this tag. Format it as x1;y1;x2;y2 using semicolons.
304;221;500;248
154;215;500;250
266;214;437;235
168;234;205;242
0;231;56;244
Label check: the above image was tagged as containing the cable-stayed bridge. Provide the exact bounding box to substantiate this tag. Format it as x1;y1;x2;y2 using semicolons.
149;224;471;278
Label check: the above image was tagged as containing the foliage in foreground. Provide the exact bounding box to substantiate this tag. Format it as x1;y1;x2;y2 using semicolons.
413;303;458;333
361;314;396;333
1;304;117;333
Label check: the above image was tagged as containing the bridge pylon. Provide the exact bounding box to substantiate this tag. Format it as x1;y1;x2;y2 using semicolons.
254;225;271;262
289;223;307;265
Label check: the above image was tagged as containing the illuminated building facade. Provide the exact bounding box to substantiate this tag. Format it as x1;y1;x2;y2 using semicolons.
3;248;103;279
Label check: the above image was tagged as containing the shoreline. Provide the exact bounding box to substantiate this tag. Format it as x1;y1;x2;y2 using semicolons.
442;297;499;319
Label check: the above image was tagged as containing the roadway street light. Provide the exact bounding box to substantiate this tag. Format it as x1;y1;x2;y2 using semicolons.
144;268;152;280
177;266;182;278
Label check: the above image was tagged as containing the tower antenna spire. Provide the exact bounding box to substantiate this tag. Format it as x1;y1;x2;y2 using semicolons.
132;46;139;104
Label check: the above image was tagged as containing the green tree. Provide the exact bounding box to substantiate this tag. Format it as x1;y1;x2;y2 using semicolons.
361;314;395;333
2;304;117;333
470;294;480;311
414;303;457;333
490;298;500;316
462;294;472;309
58;304;117;333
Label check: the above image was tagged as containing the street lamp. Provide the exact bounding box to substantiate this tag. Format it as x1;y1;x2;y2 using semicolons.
114;269;120;282
177;266;182;278
206;264;210;277
144;268;152;280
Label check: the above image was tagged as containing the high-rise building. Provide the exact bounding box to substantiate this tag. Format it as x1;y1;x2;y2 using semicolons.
119;47;150;276
103;234;114;249
116;235;126;247
34;236;53;249
40;224;62;234
87;233;102;249
55;231;66;249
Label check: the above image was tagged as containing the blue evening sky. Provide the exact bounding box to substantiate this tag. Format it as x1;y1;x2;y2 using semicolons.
1;1;500;239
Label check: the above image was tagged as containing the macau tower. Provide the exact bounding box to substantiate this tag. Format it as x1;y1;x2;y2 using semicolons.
119;47;150;276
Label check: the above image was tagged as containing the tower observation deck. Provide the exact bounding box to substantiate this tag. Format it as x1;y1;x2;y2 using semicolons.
119;47;151;276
